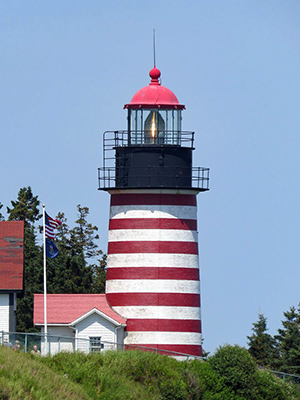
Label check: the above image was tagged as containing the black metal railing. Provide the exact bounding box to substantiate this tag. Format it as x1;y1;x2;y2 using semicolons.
102;130;195;169
98;166;209;191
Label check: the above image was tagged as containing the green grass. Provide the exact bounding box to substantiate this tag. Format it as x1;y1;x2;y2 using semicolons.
1;345;300;400
40;350;190;399
0;346;90;400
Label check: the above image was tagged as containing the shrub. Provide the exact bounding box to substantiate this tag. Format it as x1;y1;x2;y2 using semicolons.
255;369;300;400
209;344;257;398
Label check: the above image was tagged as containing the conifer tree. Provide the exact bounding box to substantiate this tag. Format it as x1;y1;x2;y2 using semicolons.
69;204;102;259
46;210;94;294
91;254;107;294
46;206;105;294
0;203;4;220
275;304;300;374
247;313;278;367
7;187;41;228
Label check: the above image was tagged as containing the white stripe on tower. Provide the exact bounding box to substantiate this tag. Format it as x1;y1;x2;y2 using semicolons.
107;254;199;268
110;205;197;220
106;280;200;293
106;191;202;357
108;229;198;242
113;306;201;320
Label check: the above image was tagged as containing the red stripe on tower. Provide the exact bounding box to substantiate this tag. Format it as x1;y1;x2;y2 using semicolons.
127;319;201;332
109;218;197;231
108;241;198;255
106;267;199;280
106;292;200;307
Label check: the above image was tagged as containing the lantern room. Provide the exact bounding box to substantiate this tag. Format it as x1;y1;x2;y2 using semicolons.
124;67;185;146
98;66;209;191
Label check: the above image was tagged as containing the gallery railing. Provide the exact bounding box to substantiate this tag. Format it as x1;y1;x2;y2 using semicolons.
102;130;196;170
98;166;210;190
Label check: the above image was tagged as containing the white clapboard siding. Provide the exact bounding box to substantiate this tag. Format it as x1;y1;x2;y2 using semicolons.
0;294;9;332
75;313;117;353
40;326;75;355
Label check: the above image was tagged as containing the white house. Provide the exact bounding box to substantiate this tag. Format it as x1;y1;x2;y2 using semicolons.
34;294;126;355
0;221;24;334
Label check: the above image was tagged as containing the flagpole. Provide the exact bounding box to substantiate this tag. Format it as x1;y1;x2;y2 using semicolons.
43;204;48;354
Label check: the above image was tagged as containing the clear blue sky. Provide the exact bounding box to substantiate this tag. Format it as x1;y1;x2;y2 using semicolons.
1;1;300;354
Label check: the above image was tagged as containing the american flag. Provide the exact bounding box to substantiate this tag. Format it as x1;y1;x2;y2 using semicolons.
45;212;61;239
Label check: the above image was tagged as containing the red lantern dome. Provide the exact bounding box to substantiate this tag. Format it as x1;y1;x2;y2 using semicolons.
124;67;185;110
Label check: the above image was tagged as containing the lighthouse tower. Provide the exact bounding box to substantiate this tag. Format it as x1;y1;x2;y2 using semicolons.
98;66;209;357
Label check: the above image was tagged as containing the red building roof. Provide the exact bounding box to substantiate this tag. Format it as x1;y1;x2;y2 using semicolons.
0;221;24;291
124;67;185;110
34;294;126;325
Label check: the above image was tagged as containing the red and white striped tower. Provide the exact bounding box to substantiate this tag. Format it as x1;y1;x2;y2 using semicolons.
98;67;209;357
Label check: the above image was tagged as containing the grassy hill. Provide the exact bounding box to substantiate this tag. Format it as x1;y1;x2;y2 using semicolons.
0;345;300;399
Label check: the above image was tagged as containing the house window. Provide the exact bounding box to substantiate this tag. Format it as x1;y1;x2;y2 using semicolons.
89;337;103;352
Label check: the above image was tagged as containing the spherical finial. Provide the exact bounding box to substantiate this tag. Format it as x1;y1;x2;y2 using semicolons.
149;67;161;80
149;67;161;85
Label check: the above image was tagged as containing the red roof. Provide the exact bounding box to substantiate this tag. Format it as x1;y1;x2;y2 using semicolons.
124;67;185;110
34;294;126;325
0;221;24;291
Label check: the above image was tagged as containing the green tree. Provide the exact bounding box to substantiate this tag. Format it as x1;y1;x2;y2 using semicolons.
0;202;4;220
91;254;107;294
209;344;257;399
69;205;102;259
46;206;105;295
247;313;278;367
275;304;300;374
7;187;43;332
46;210;94;294
7;186;41;228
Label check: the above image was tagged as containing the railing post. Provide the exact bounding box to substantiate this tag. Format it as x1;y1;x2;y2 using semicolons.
25;333;28;353
58;337;60;354
207;168;210;189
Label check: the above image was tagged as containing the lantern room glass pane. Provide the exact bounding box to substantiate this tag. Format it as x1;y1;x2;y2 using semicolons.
144;110;165;144
129;110;142;144
173;110;181;145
